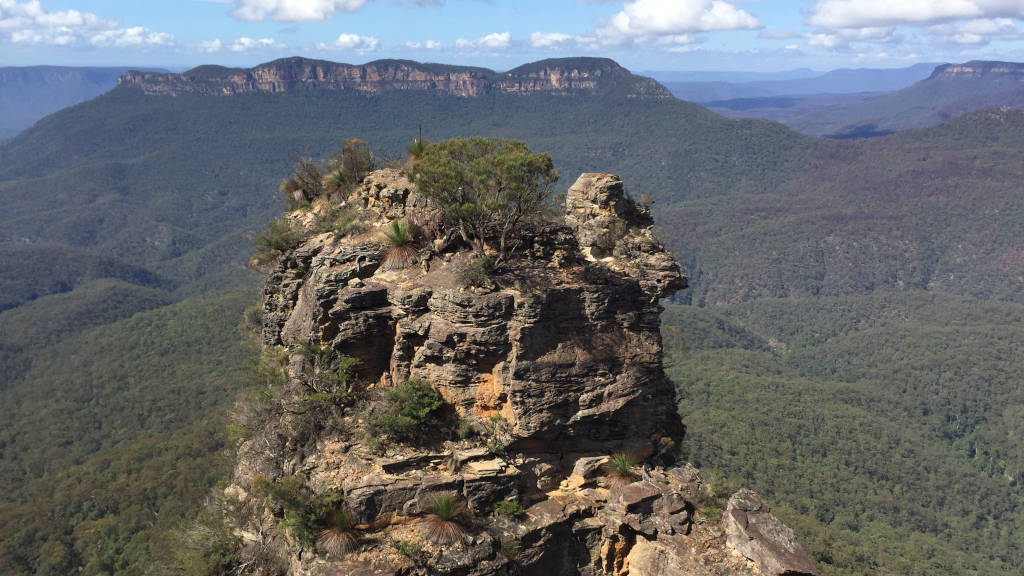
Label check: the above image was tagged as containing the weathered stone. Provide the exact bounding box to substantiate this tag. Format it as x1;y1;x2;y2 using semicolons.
616;481;662;514
566;456;609;489
725;489;817;576
237;169;812;576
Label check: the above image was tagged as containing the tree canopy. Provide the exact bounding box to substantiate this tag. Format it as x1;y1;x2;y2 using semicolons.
412;137;559;265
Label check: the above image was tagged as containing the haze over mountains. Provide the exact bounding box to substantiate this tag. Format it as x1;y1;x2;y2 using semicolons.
0;66;166;140
1;56;1023;575
709;61;1024;137
654;62;938;102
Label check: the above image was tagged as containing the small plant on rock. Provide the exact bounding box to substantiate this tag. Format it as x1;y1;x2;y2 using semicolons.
318;507;359;556
314;205;366;240
381;220;417;271
606;452;637;484
493;499;524;519
461;254;494;287
422;492;465;544
251;218;304;269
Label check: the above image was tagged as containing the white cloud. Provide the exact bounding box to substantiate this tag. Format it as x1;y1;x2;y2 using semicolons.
193;36;286;52
809;0;1024;29
316;32;379;51
602;0;760;38
230;0;439;22
530;31;572;48
406;39;441;50
231;36;286;51
198;38;224;53
455;31;510;50
232;0;367;22
90;27;174;47
807;32;840;47
931;17;1022;44
0;0;174;47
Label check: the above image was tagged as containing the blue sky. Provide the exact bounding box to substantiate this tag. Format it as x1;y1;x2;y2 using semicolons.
3;1;1024;71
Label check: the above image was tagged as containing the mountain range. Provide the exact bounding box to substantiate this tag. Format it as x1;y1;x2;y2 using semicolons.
656;63;937;103
710;60;1024;137
1;56;1022;575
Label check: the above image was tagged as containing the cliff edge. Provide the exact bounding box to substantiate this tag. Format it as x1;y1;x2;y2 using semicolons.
118;57;671;99
226;169;815;576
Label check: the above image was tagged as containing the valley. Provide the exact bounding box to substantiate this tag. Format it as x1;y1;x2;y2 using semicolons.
0;57;1022;575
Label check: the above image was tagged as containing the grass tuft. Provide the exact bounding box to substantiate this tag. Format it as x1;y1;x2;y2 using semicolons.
422;493;465;544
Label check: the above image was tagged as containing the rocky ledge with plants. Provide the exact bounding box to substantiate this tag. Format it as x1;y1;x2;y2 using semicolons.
224;140;816;575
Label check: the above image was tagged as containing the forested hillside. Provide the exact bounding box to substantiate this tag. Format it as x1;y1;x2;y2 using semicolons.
1;59;1023;574
0;66;160;139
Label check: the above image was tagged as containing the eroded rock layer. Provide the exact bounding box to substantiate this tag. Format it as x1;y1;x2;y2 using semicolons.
119;57;671;99
229;170;815;576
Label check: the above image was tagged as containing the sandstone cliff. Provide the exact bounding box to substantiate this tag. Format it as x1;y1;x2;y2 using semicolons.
119;57;671;99
928;60;1024;81
227;169;815;576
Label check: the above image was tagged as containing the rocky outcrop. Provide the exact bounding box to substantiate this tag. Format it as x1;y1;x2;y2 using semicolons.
119;57;671;99
229;169;815;575
724;490;818;576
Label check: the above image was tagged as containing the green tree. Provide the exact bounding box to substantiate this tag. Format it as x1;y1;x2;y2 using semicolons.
412;137;559;266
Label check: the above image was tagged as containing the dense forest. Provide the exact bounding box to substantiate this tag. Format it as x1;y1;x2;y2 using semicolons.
1;77;1023;574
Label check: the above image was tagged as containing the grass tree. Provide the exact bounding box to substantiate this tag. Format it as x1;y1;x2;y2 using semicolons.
422;492;465;544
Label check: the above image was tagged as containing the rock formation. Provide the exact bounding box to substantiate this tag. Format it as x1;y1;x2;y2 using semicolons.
118;57;671;99
227;169;815;576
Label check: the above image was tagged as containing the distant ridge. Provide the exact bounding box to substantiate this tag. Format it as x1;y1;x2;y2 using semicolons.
119;56;671;99
927;60;1024;80
0;66;166;139
707;59;1024;137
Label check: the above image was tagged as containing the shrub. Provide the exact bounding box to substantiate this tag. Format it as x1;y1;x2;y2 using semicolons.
381;220;417;271
422;493;464;544
253;475;346;550
412;137;559;266
392;539;422;560
493;499;524;519
293;342;360;418
251;218;304;268
368;379;444;443
280;156;323;208
462;254;494;287
407;139;428;161
314;205;366;239
500;538;521;560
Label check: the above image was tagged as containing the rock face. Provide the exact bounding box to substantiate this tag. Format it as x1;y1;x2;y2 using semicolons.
229;170;815;576
119;57;671;99
724;491;818;576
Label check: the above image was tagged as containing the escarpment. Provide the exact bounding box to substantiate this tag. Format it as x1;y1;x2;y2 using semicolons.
118;57;671;99
228;169;815;576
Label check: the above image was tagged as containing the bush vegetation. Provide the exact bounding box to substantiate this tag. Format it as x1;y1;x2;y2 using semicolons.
253;474;346;551
251;218;304;268
493;499;524;519
367;379;444;444
412;137;559;267
313;205;366;239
